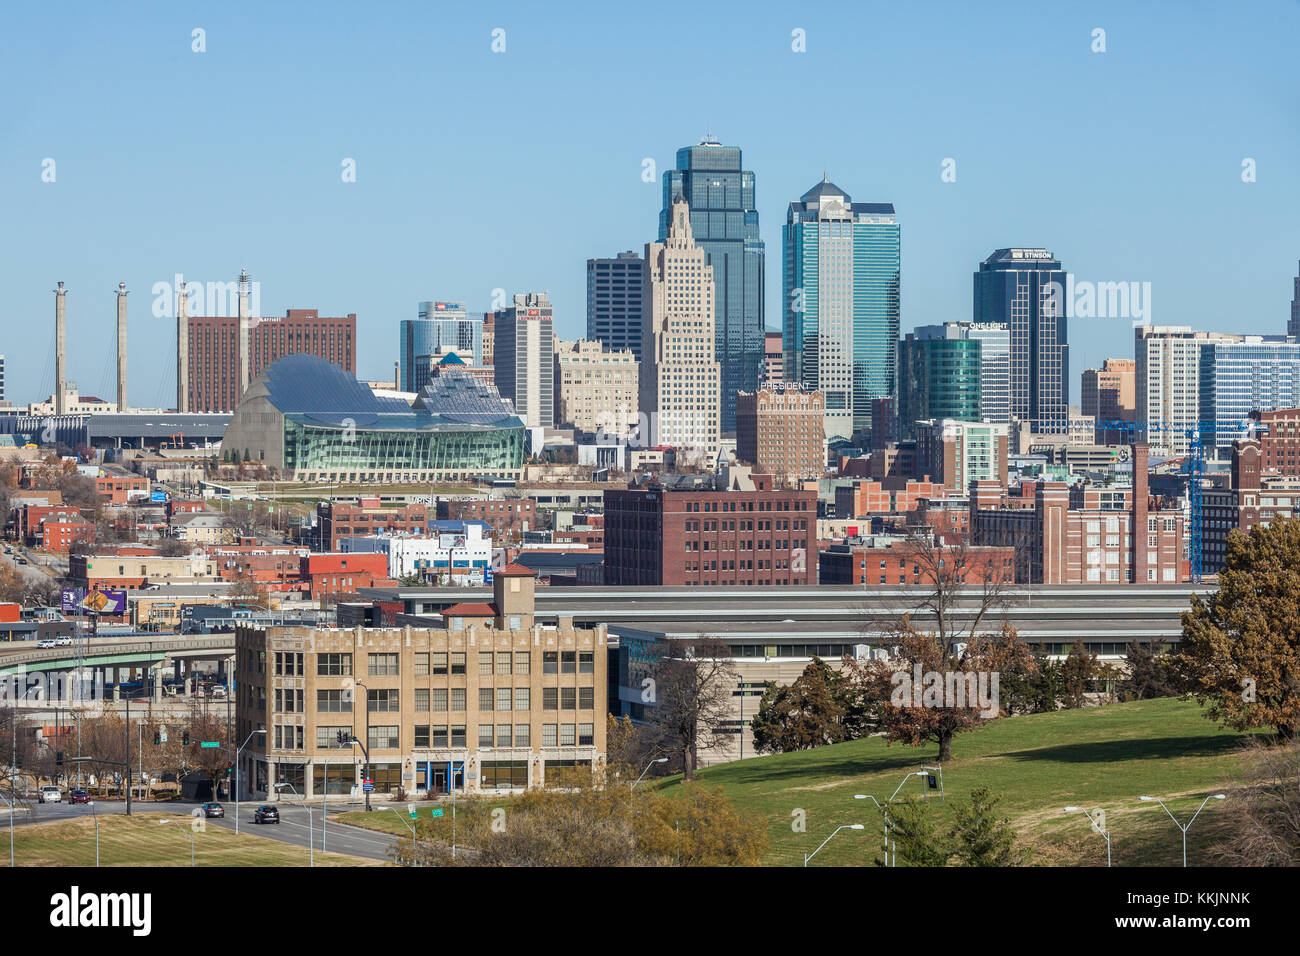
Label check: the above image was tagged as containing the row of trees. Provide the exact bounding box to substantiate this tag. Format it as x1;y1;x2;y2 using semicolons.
3;705;233;802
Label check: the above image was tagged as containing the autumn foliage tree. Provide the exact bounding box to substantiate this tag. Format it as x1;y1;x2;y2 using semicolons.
751;657;875;754
1179;518;1300;739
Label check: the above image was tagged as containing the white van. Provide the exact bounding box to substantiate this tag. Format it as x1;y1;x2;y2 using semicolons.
39;786;62;804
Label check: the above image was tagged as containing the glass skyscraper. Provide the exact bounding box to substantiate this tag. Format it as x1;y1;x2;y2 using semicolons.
782;178;900;441
586;251;646;360
399;301;483;392
973;249;1068;434
1199;335;1300;453
659;136;764;433
898;324;982;440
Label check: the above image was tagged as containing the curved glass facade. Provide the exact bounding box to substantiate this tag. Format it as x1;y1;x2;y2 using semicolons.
283;416;524;483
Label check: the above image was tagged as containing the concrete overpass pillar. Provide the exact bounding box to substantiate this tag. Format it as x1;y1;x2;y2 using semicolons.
112;668;121;701
153;663;164;703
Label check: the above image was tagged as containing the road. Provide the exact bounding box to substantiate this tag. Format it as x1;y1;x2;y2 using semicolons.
3;798;401;862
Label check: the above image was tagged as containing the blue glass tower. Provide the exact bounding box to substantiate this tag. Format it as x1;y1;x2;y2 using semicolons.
782;178;900;441
399;301;483;392
659;136;765;433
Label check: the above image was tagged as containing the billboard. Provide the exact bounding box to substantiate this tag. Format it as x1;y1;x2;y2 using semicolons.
150;491;169;503
61;588;127;615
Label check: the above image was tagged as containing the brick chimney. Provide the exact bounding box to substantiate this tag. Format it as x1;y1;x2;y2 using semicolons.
1132;443;1149;584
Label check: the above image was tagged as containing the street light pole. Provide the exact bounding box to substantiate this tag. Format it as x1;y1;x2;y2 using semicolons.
275;783;312;867
632;757;668;790
234;729;266;836
157;818;194;866
1063;806;1111;867
803;824;865;867
355;681;370;811
88;800;99;867
854;794;890;867
1139;794;1225;867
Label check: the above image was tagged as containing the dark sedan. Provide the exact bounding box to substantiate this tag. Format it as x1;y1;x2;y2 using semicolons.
69;790;90;804
201;801;225;818
253;805;279;824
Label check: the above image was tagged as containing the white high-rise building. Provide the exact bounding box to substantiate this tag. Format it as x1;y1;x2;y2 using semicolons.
1134;325;1237;458
640;198;721;462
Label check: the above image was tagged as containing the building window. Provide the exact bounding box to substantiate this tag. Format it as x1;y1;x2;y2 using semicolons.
414;725;430;748
414;688;430;711
578;723;594;746
579;687;594;710
368;653;399;676
561;651;576;674
315;726;349;749
480;760;527;789
495;652;512;676
451;726;467;748
478;724;494;747
543;652;558;674
560;687;576;710
579;651;594;674
515;652;530;675
451;652;466;675
496;724;512;747
514;724;530;747
515;687;530;710
542;724;557;747
368;726;400;750
496;688;512;711
432;688;448;712
451;688;466;711
432;652;448;675
479;652;494;675
317;653;351;676
543;688;558;710
560;724;576;747
317;689;351;713
432;726;448;747
414;653;429;676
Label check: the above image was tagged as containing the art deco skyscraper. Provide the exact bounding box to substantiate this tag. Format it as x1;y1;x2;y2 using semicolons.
640;198;721;461
659;136;764;434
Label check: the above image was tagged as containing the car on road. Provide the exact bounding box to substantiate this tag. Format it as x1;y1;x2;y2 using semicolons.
70;790;90;804
210;685;227;699
201;802;225;818
39;786;62;803
54;635;73;646
253;805;279;824
16;558;27;565
37;639;55;649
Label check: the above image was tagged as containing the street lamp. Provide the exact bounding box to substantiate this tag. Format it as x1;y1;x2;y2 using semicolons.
1063;806;1111;867
233;729;266;836
632;757;668;789
803;823;865;867
157;818;194;867
355;681;371;812
854;794;892;867
87;800;99;867
1;787;14;867
1138;794;1226;867
275;782;313;867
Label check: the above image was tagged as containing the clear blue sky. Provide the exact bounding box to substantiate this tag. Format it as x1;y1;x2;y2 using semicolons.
2;0;1297;408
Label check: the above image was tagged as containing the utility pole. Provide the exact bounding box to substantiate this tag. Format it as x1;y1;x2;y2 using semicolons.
124;695;131;816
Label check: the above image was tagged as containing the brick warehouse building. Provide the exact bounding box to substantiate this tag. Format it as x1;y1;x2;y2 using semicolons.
735;385;826;488
187;308;357;412
317;499;430;552
603;466;817;586
970;444;1185;584
235;564;607;798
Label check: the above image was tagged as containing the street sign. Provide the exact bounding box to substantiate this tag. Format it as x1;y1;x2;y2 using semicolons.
431;808;443;817
408;804;417;819
362;779;373;792
159;731;168;743
201;742;220;749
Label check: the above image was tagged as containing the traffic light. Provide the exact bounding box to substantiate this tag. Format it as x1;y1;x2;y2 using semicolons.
336;730;350;745
55;751;64;767
182;731;190;745
153;732;161;746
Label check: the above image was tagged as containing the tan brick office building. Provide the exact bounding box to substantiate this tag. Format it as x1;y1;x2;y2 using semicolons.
235;564;607;799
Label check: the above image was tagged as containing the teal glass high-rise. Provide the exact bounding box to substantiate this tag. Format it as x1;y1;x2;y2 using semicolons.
659;136;765;433
782;178;900;442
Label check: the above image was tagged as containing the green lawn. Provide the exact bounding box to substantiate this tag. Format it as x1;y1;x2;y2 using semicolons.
8;813;380;867
653;698;1259;867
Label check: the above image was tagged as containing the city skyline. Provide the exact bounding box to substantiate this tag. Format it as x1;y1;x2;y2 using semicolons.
2;3;1296;411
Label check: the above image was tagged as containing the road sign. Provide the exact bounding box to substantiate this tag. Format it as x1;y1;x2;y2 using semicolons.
362;779;373;792
408;804;417;819
201;742;220;749
159;731;168;743
431;808;443;817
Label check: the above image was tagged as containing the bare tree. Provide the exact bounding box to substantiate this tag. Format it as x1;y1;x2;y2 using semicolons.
1212;739;1300;866
644;634;737;781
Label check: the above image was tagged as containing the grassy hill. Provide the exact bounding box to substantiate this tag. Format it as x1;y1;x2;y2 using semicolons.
654;698;1258;867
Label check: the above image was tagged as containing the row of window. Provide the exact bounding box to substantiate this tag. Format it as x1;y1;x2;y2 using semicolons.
298;650;596;678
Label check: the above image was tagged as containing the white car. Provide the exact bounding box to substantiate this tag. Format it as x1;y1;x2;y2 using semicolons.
37;638;56;649
54;635;73;646
39;786;62;804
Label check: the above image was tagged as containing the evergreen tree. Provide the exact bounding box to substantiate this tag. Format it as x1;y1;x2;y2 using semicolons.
948;786;1020;866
